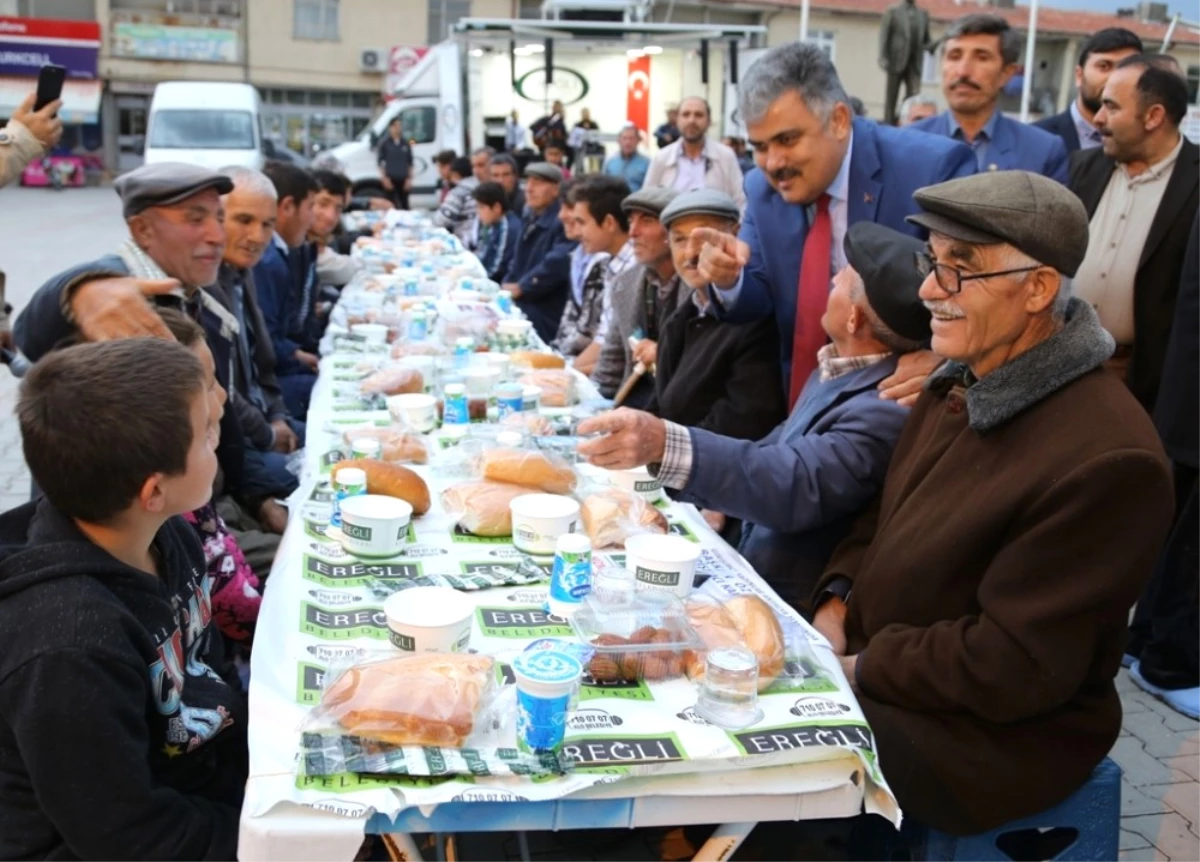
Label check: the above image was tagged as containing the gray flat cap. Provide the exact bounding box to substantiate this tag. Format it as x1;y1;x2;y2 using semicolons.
114;162;234;219
622;186;678;217
659;189;740;228
906;170;1090;276
524;161;563;184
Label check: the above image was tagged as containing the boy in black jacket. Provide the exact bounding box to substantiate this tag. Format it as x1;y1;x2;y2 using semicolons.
0;338;246;860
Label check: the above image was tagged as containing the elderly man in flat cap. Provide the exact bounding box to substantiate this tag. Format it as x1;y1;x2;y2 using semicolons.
580;221;928;612
15;161;231;361
12;161;292;533
647;189;784;448
590;186;682;407
811;170;1173;836
499;162;576;343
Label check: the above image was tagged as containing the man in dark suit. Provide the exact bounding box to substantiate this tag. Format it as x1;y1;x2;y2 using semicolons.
878;0;931;126
578;222;930;616
909;14;1069;182
687;42;975;406
1069;55;1199;412
1125;212;1199;720
1035;28;1143;154
500;162;576;342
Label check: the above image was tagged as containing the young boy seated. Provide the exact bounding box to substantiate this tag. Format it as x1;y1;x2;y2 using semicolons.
473;180;522;282
0;338;246;859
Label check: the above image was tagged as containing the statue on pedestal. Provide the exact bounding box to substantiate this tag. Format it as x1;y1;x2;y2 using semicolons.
879;0;932;125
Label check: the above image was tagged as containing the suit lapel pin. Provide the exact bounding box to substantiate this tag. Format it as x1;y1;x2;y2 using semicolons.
864;192;874;203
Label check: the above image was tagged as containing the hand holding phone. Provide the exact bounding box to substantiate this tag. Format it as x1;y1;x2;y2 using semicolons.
33;64;65;112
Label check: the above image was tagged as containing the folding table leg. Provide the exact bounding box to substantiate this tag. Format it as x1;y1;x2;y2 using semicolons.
692;822;757;862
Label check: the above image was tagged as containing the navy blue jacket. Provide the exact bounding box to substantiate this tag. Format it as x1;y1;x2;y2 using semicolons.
503;206;576;343
675;358;909;615
252;237;318;376
719;117;976;389
1034;109;1083;154
478;211;522;283
911;111;1070;183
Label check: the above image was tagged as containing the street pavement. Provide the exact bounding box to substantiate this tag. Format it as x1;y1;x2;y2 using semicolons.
0;186;1195;859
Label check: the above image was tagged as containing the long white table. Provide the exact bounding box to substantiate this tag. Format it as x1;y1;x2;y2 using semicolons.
238;251;900;861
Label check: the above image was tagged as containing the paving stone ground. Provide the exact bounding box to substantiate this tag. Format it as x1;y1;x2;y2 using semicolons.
0;186;1194;860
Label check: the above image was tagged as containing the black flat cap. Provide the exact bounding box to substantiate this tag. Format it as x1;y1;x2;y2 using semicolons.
524;162;564;184
114;162;234;219
906;170;1090;276
621;186;678;217
844;222;931;343
659;189;740;228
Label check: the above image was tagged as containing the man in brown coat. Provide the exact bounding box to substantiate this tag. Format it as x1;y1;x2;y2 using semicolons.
812;170;1174;835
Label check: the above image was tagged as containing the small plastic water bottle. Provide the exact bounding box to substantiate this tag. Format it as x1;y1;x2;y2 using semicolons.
443;383;469;431
331;467;366;530
546;534;593;618
408;310;427;341
454;336;473;368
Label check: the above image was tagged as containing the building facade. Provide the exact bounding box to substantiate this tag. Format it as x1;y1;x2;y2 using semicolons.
0;0;1194;174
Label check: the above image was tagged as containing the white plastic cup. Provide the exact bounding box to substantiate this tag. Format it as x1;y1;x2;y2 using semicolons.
352;322;389;345
463;366;502;397
483;352;511;378
605;466;664;502
498;318;532;338
624;533;701;598
694;646;763;729
512;649;583;753
384;586;474;653
510;494;581;557
349;436;381;460
387;392;438;433
337;494;413;558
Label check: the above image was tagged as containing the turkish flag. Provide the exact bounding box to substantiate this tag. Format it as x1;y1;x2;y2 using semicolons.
627;55;651;132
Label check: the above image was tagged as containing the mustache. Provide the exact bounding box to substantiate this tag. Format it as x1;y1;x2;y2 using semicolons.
950;78;980;90
924;301;966;319
769;168;800;183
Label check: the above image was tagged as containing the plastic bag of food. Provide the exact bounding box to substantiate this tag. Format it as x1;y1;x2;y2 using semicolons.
510;351;565;370
519;370;576;408
580;488;668;550
342;425;429;465
441;480;531;537
359;366;424;397
304;653;495;748
500;412;557;437
391;341;445;360
474;446;576;495
683;594;786;692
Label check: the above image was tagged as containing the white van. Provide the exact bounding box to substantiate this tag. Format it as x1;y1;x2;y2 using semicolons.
144;81;273;171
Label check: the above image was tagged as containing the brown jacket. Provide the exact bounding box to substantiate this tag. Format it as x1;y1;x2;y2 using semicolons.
818;299;1173;834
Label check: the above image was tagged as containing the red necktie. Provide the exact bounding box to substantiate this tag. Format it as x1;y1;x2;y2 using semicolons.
789;194;832;408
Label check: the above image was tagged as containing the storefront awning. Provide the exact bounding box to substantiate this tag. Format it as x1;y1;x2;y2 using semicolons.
0;77;100;124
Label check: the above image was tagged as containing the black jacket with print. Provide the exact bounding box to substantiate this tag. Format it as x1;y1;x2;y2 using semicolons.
0;498;247;860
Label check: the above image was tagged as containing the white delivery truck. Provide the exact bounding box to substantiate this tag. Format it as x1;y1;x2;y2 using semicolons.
144;81;276;171
329;14;765;208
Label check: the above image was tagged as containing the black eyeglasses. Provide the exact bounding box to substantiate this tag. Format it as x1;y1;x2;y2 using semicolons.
914;251;1041;296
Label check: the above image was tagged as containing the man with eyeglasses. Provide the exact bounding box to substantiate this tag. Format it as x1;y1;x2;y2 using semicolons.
811;170;1173;838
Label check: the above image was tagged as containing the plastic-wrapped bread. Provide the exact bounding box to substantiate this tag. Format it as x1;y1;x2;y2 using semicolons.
509;351;565;370
359;366;424;396
441;481;530;537
318;653;495;747
476;447;576;495
684;594;786;691
342;427;429;464
580;489;669;549
332;459;431;515
518;370;575;408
